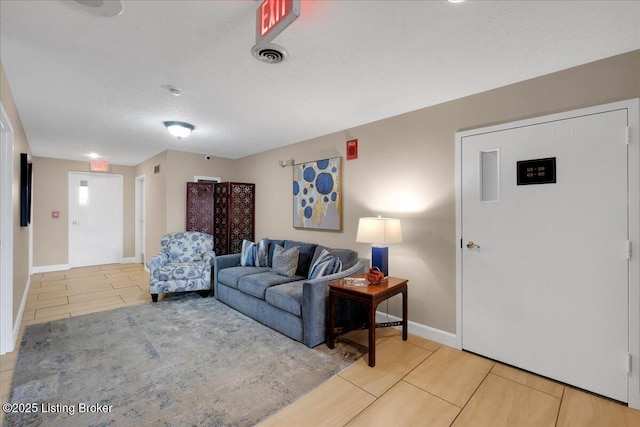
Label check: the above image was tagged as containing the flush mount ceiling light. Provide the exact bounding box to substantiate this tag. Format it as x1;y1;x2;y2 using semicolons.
64;0;124;17
163;121;195;140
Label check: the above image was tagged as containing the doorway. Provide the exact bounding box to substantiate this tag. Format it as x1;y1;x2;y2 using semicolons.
456;99;640;407
68;172;123;268
135;175;146;264
0;105;14;354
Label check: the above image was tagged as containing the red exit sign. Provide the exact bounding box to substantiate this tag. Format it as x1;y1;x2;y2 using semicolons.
90;160;109;172
256;0;300;45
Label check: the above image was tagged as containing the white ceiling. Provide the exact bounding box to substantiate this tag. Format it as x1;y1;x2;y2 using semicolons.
1;0;639;166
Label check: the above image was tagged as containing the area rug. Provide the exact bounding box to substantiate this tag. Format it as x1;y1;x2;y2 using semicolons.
4;294;366;427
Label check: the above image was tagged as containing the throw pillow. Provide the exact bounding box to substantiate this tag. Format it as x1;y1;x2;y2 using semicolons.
284;240;317;277
255;238;268;267
308;249;343;279
271;245;300;277
240;239;256;266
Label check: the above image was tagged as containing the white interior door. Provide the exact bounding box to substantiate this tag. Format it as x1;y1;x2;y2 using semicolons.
69;172;123;267
461;106;630;402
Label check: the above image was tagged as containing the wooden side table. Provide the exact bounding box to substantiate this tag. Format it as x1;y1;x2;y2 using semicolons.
327;276;408;367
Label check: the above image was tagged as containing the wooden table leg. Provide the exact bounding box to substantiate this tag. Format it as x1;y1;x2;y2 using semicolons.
328;291;336;349
402;288;408;341
368;303;376;367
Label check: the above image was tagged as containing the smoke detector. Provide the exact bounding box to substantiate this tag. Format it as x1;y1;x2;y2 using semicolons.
65;0;123;17
251;43;289;64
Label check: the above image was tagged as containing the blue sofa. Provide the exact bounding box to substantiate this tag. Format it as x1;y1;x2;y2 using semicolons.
213;239;369;348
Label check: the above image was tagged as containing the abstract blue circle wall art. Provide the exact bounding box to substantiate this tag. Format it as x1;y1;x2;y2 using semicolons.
292;156;342;230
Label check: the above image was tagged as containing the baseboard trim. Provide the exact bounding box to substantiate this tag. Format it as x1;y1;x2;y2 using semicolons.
375;311;460;349
34;259;141;273
32;264;71;274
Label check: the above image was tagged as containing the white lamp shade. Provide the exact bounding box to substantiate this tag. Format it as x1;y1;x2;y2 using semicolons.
356;216;402;245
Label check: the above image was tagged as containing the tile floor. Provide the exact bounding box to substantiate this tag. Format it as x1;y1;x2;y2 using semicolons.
2;264;640;426
0;263;151;424
261;330;640;427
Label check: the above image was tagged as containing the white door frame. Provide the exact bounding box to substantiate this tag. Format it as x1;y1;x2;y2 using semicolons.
135;175;146;264
0;104;15;355
455;98;640;409
194;175;221;183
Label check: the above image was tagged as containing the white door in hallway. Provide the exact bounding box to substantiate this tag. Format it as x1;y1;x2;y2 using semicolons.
460;103;635;403
69;172;123;267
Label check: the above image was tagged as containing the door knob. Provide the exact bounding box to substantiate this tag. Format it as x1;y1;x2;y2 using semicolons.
466;241;480;249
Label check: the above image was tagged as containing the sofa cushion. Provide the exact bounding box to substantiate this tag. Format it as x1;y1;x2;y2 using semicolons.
284;240;318;277
312;246;359;271
218;266;271;289
238;272;305;299
308;249;342;279
240;238;269;267
265;281;305;316
256;238;268;267
240;239;256;266
266;239;285;266
272;245;299;277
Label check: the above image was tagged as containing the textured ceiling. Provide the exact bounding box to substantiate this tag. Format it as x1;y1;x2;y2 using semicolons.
1;0;639;166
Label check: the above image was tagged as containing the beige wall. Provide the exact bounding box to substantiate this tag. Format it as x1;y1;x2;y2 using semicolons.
135;151;167;260
165;150;239;235
4;50;639;335
32;157;136;267
234;50;640;333
135;150;237;258
1;63;33;327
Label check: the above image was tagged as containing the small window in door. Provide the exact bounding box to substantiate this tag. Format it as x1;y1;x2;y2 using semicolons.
79;180;89;206
480;149;500;202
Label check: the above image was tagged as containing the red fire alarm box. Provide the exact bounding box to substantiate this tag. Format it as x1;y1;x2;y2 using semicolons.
346;139;358;160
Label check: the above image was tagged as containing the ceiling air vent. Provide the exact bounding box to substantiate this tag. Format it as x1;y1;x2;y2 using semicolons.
251;43;289;64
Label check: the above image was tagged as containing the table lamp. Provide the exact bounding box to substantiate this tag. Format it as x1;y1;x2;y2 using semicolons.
356;216;402;277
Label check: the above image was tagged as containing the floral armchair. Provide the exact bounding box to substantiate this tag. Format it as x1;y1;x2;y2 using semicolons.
147;231;215;302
